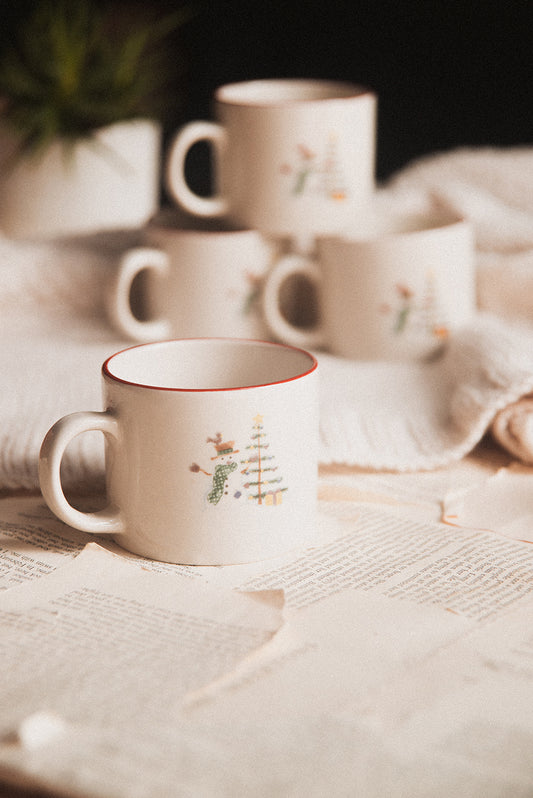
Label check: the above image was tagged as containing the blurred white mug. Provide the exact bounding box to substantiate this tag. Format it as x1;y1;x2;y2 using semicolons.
39;339;319;565
109;210;276;342
166;78;376;245
263;210;476;360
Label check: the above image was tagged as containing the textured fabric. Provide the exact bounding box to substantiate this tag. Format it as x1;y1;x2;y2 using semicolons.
2;147;533;490
382;146;533;324
0;230;135;491
0;320;124;491
380;145;533;468
318;314;533;470
0;228;140;320
490;396;533;465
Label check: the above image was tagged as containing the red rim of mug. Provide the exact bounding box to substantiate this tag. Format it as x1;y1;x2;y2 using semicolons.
102;338;318;393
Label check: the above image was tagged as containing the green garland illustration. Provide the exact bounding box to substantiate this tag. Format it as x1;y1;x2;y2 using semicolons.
240;414;288;505
189;416;288;507
381;278;449;342
189;434;240;506
280;134;348;200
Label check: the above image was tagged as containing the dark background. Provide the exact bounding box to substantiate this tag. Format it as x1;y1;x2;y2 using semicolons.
2;0;532;182
173;0;533;182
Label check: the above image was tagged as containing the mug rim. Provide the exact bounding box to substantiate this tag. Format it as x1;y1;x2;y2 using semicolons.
215;78;374;107
318;210;469;245
102;337;318;392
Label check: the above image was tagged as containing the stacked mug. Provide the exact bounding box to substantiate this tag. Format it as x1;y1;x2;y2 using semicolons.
111;77;475;362
40;79;377;567
39;79;476;566
110;78;378;345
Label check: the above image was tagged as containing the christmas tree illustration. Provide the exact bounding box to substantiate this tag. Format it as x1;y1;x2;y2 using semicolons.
281;136;348;200
280;143;318;195
420;270;449;342
322;132;347;201
385;275;449;343
240;414;288;506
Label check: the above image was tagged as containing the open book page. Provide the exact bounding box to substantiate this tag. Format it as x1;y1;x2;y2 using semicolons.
0;493;349;593
195;500;533;706
209;503;533;621
185;503;533;795
319;438;511;525
443;462;533;543
1;486;532;796
181;591;533;797
0;495;215;589
0;495;96;590
350;598;533;795
182;503;533;796
0;543;284;797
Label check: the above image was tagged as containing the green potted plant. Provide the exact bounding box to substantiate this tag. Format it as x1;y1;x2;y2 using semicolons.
0;0;190;239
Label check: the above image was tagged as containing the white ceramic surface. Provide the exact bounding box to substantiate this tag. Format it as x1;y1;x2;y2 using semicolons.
263;210;476;360
166;79;376;242
0;119;161;239
109;211;275;342
39;339;318;565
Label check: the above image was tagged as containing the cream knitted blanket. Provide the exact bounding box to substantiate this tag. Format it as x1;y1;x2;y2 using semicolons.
381;145;533;466
384;146;533;324
1;146;533;490
318;314;533;469
0;232;136;491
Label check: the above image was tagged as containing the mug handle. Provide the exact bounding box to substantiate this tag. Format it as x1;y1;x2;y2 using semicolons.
110;247;171;342
262;254;325;350
39;411;124;535
165;121;228;218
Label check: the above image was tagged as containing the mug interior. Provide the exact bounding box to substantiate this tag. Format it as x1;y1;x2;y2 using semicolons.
103;339;317;391
325;208;467;242
216;79;369;106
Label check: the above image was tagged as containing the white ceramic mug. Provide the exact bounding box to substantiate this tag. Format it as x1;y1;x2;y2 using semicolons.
262;210;476;360
39;339;318;565
166;79;376;244
109;210;276;342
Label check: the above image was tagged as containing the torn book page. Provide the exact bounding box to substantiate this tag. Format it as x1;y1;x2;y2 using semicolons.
350;598;533;795
225;505;533;620
179;591;475;797
442;463;533;543
0;543;284;797
0;494;208;590
318;439;509;525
